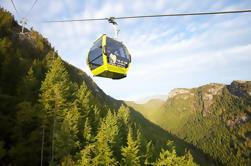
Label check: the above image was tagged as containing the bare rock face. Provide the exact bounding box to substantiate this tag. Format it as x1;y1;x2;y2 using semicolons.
207;83;224;95
168;88;193;98
167;82;250;117
226;112;249;128
202;84;224;114
227;80;251;98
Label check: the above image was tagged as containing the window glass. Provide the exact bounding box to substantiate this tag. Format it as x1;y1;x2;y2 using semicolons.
119;47;127;58
90;56;103;70
90;38;102;51
89;48;102;62
106;37;129;60
88;38;103;69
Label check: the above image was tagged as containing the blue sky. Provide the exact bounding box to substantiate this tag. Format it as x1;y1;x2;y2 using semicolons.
1;0;251;101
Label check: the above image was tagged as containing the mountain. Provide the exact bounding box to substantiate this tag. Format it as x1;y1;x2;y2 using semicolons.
132;81;251;166
126;99;165;120
135;95;168;104
0;7;202;166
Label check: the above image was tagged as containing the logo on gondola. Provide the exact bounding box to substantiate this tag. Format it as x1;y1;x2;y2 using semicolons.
110;53;117;64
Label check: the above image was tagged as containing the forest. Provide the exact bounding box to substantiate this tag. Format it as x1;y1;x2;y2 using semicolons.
0;8;200;165
128;82;251;166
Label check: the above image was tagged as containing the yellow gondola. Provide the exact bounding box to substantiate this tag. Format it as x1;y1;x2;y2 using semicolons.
87;34;131;79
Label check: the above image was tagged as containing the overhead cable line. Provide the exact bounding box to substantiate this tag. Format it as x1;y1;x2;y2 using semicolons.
10;0;19;15
9;0;39;33
44;9;251;23
25;0;39;18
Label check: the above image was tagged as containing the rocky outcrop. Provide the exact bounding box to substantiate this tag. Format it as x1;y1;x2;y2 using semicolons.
226;112;249;128
168;88;194;98
227;80;251;98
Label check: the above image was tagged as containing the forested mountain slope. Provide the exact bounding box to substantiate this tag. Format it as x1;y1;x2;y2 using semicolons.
126;99;164;119
0;8;201;165
131;81;251;166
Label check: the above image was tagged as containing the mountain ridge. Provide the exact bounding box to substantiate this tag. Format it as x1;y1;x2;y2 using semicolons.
130;80;251;166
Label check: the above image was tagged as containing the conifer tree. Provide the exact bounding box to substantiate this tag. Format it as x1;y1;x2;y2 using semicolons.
0;48;22;94
117;105;130;125
183;151;198;166
17;63;40;103
144;141;154;165
40;57;73;113
155;149;181;166
93;128;117;166
75;82;94;139
10;102;43;165
117;105;130;150
76;82;93;112
40;57;74;163
79;145;94;166
83;117;93;144
155;148;198;166
54;102;80;159
103;111;119;146
92;113;118;166
121;128;141;166
60;155;75;166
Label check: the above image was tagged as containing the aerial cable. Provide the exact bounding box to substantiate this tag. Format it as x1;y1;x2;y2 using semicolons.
114;9;251;20
10;0;19;16
9;0;39;33
9;0;26;33
25;0;39;18
44;9;251;23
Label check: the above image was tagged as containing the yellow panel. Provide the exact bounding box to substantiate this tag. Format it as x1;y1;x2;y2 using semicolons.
102;34;107;66
91;63;130;76
106;64;128;74
91;64;107;76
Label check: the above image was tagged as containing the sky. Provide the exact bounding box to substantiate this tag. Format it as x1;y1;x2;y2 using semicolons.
1;0;251;101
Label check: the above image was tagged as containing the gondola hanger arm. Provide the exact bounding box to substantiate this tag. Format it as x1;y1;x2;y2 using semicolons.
108;17;120;39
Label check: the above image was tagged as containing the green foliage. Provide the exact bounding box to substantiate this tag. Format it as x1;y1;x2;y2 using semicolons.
54;103;80;160
40;57;74;113
155;149;197;166
17;61;42;102
9;102;43;165
0;141;6;160
92;141;118;166
60;155;75;166
134;83;251;166
78;145;93;166
0;8;14;35
83;117;93;143
121;128;141;166
144;141;154;165
92;116;118;166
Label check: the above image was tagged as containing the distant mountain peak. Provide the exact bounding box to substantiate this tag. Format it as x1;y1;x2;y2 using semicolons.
168;88;192;98
233;80;249;83
228;80;251;98
135;95;168;104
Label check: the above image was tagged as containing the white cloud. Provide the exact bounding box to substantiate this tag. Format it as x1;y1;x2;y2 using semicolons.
48;0;64;16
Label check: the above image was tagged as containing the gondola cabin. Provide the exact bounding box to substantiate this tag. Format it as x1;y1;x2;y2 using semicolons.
87;34;131;79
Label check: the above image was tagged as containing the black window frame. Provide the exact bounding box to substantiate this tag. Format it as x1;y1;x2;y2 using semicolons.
88;38;103;70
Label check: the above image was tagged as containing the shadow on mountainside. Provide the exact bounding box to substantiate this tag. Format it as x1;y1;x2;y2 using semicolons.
122;101;222;166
